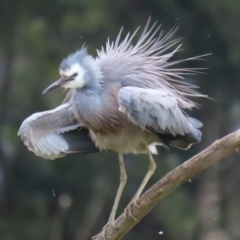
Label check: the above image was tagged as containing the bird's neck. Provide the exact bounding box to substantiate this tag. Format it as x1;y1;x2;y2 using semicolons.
72;84;123;134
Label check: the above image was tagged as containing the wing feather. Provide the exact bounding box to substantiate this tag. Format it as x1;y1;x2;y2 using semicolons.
18;103;96;160
118;87;202;143
18;103;79;159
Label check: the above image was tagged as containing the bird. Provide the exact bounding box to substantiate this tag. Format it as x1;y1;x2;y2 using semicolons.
18;19;208;231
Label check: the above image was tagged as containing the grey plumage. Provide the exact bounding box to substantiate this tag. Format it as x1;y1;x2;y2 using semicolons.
18;19;209;225
118;87;202;150
60;48;88;71
18;103;98;159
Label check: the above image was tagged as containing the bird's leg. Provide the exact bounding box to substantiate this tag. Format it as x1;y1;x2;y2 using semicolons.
132;149;156;200
109;154;127;222
100;154;127;239
124;148;156;220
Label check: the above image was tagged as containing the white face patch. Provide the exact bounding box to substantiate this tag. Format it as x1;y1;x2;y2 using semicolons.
59;63;86;89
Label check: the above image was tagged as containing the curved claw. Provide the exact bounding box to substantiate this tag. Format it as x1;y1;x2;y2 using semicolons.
123;199;140;221
92;221;118;240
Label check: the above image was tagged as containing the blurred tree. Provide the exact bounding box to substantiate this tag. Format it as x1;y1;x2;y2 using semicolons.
0;0;240;239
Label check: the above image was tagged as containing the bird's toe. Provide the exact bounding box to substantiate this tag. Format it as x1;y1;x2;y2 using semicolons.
92;220;118;240
123;199;140;221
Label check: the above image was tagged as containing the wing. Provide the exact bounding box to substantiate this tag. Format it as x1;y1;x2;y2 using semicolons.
118;87;202;148
18;103;98;160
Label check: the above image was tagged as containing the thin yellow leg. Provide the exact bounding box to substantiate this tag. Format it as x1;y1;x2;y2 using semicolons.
124;148;156;220
108;154;127;222
96;154;127;240
134;149;156;199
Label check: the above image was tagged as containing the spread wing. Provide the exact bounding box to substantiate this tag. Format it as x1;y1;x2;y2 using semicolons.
18;103;98;160
118;87;202;148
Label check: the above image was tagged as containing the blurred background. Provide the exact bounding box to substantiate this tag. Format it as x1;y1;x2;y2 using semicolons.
1;0;240;239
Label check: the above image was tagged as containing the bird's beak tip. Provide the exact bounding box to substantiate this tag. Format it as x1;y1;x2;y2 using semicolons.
42;78;65;94
42;88;51;94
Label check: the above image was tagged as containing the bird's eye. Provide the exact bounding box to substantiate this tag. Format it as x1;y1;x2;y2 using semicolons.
73;73;78;77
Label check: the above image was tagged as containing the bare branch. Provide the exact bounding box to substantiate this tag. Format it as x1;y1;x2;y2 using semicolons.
93;129;240;240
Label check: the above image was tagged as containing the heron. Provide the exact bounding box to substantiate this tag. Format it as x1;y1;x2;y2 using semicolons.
18;19;208;231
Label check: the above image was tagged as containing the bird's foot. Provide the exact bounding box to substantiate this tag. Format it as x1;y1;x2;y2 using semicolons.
92;221;118;240
123;198;140;221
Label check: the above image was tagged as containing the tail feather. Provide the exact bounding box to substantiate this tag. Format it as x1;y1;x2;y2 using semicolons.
157;117;202;150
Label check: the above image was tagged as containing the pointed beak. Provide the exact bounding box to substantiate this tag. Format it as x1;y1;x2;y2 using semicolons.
42;77;74;94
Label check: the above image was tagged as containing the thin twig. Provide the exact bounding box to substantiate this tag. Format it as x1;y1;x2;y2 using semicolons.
92;129;240;240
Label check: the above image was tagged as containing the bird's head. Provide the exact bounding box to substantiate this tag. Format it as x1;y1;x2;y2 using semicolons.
43;48;102;94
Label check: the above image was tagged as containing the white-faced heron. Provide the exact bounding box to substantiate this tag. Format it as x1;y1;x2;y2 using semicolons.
18;19;208;231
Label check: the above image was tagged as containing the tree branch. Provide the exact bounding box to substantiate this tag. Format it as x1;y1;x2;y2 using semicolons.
92;129;240;240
